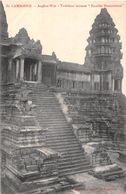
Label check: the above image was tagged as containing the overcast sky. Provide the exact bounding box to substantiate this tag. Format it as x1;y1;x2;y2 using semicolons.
2;0;126;94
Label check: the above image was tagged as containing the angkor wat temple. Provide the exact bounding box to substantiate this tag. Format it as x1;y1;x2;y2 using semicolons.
0;1;126;194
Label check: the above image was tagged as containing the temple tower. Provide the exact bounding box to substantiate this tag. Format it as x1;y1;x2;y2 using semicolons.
85;8;123;93
0;1;8;41
83;8;126;162
0;1;9;85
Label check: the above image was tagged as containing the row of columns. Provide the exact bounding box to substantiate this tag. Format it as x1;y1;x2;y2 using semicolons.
8;58;42;82
57;79;90;89
91;72;122;92
91;73;109;91
8;58;122;92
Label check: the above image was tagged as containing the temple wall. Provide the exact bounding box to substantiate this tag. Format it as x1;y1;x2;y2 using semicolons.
59;91;125;144
56;67;122;93
42;63;57;86
1;82;60;185
56;70;92;91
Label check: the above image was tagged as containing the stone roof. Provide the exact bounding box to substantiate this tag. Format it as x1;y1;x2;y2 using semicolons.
42;54;57;64
7;28;42;60
95;8;114;24
57;61;91;73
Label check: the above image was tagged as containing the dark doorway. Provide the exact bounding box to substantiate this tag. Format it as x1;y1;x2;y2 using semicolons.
24;58;38;81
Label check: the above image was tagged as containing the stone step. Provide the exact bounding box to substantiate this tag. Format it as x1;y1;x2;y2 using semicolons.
46;120;68;124
36;105;62;109
46;140;79;146
34;98;59;102
37;110;63;113
39;124;70;128
59;155;87;162
59;167;91;177
59;165;91;175
39;124;69;128
59;160;88;167
46;143;81;150
37;120;68;124
59;152;85;158
46;135;77;141
37;116;66;120
52;148;83;155
45;130;73;134
58;160;89;169
36;112;64;116
46;136;79;145
59;163;90;171
57;147;83;152
47;147;81;154
102;169;124;177
45;131;74;136
45;134;74;139
50;146;83;154
33;101;58;104
46;141;80;148
59;164;90;173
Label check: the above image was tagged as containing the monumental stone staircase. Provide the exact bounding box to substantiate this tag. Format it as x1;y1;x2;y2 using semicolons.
25;82;91;177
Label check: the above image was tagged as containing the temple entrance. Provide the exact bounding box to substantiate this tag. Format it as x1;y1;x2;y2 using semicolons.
24;58;38;81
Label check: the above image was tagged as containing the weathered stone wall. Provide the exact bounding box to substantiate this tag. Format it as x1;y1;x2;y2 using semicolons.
1;82;59;186
61;91;125;145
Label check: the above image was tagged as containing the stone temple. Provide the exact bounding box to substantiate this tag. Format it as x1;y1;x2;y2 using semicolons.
0;1;126;194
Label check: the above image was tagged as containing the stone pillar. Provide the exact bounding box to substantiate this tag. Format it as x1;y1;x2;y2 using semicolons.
100;73;104;91
8;59;12;70
20;58;24;81
16;59;20;80
118;79;122;91
8;59;12;82
120;79;122;92
30;65;32;81
112;78;115;91
91;74;94;91
108;72;112;91
38;60;42;82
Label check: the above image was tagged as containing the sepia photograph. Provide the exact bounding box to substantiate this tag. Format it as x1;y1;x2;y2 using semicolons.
0;0;126;193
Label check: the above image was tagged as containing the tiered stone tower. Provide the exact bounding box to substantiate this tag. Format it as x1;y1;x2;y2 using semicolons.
0;1;8;111
82;8;125;138
85;8;123;93
0;1;8;41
